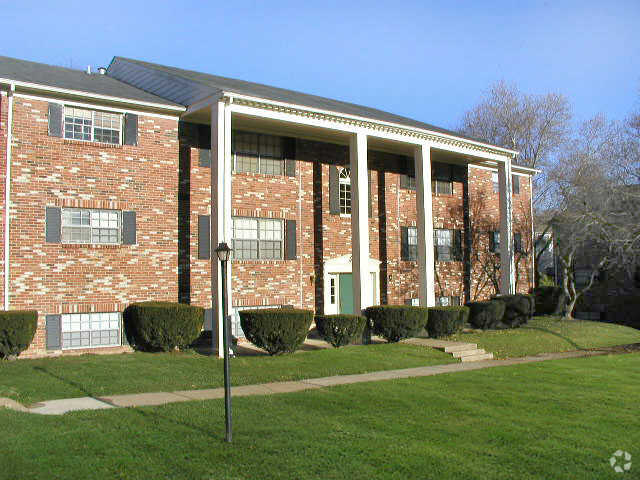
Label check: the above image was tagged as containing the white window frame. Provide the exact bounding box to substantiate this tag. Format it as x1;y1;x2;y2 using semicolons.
339;167;352;216
63;106;123;145
61;208;122;245
231;217;284;260
61;312;122;350
492;171;500;193
407;226;418;260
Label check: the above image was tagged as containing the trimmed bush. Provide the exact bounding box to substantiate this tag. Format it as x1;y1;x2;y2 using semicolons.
0;310;37;358
494;294;534;328
124;302;204;352
532;286;566;316
240;308;313;355
467;300;506;330
314;314;366;348
363;306;428;343
427;306;468;338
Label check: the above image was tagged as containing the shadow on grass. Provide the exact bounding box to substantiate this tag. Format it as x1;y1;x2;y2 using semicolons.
32;366;98;402
519;323;585;351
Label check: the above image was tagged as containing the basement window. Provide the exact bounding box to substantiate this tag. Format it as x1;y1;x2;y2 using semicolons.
61;312;121;349
64;106;121;145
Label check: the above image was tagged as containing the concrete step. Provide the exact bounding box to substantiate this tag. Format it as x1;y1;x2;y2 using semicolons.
443;343;477;353
460;352;494;362
451;348;486;358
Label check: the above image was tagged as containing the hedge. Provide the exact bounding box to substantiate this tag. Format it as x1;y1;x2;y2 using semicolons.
124;302;204;352
240;308;313;355
467;300;506;330
427;306;468;338
363;306;427;342
0;310;38;358
532;286;566;316
494;294;534;327
314;314;366;348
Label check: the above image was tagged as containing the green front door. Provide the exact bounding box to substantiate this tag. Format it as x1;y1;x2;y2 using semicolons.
339;273;354;314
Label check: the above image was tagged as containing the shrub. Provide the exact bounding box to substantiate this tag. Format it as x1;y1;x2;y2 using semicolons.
363;306;428;342
467;300;506;330
532;286;566;316
314;314;366;348
493;294;534;327
240;308;313;355
427;306;468;338
124;302;204;352
0;310;37;358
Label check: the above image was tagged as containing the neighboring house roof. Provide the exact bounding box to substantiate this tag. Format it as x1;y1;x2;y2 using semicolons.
107;56;504;149
0;55;183;108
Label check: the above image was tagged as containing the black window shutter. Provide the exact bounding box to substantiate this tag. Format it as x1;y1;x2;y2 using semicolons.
514;232;522;253
285;219;297;260
204;308;214;332
329;166;340;215
122;211;137;245
512;174;520;194
489;232;496;253
368;170;373;218
284;137;296;177
401;226;409;261
454;229;463;260
46;314;62;350
48;103;63;137
124;113;138;146
199;148;211;168
45;207;61;243
198;215;211;259
120;313;130;346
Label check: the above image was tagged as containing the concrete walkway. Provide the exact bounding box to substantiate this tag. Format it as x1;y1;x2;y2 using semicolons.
3;349;609;416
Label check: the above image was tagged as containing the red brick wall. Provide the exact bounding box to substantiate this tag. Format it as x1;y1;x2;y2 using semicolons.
0;91;7;310
8;96;180;355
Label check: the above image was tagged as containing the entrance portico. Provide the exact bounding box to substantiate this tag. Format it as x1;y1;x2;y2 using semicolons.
183;91;518;356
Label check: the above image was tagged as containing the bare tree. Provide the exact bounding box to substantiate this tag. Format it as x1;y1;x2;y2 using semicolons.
460;81;572;208
548;114;640;318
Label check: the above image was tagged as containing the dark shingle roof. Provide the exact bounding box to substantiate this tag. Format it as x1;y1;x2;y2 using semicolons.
110;56;497;146
0;55;182;107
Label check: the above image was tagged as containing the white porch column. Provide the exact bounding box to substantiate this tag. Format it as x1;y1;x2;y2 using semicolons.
415;143;436;306
498;159;515;294
211;99;233;357
350;131;371;314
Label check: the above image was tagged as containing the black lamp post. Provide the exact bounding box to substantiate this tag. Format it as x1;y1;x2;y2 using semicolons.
215;242;233;443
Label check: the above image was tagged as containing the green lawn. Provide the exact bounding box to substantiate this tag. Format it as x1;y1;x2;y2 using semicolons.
450;316;640;359
1;353;638;479
0;343;454;405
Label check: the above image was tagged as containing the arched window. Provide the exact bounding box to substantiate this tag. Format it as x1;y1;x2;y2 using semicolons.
339;167;351;215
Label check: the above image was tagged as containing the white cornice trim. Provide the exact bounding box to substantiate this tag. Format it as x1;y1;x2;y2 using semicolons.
0;78;186;112
221;91;519;159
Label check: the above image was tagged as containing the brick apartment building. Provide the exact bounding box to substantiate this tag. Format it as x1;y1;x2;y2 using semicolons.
0;55;535;357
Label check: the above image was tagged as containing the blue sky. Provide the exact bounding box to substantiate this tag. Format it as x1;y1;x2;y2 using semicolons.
2;0;639;129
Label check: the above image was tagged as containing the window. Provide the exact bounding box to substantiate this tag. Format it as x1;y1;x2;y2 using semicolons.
492;172;499;193
512;174;520;194
434;229;462;261
232;217;283;260
437;296;461;307
402;174;416;190
330;278;336;305
513;232;523;254
61;312;121;349
233;131;285;175
61;208;121;244
490;231;501;253
407;226;418;260
432;163;454;195
64;106;121;144
339;167;352;215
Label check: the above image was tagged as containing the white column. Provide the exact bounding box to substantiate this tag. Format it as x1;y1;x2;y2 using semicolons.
350;131;371;314
415;143;436;306
211;100;233;357
498;159;515;294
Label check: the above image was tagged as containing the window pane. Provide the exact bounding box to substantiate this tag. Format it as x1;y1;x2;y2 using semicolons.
233;218;258;239
259;219;282;241
232;239;258;259
408;227;418;246
64;107;93;141
260;157;284;175
235;154;259;173
233;132;259;155
259;134;283;158
61;312;120;349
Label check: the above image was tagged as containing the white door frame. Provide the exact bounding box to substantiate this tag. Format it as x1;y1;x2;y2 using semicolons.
323;255;381;314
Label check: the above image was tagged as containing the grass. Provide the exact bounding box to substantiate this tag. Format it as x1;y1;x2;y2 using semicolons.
0;343;455;405
450;316;640;359
0;353;638;479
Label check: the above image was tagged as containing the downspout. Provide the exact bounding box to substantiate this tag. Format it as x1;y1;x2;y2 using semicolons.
3;83;15;310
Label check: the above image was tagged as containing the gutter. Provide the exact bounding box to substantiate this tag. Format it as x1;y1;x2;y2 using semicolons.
3;83;14;310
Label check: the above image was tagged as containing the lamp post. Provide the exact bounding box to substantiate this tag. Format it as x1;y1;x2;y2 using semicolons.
215;242;233;443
